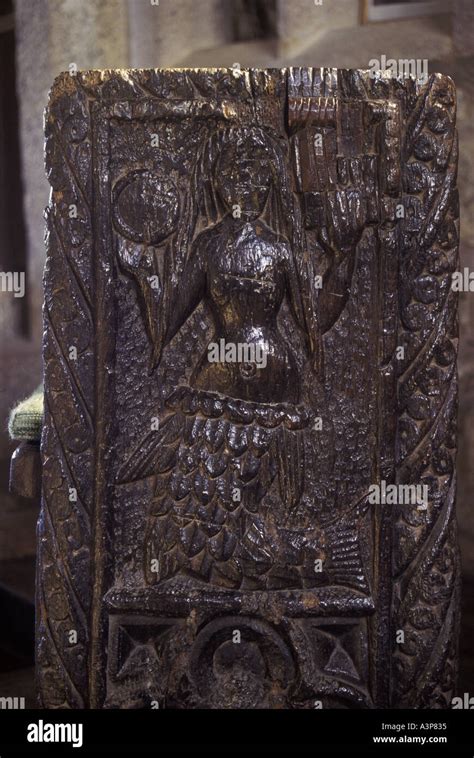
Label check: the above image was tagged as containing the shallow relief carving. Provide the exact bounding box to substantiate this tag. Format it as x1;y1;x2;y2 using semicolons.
39;68;459;709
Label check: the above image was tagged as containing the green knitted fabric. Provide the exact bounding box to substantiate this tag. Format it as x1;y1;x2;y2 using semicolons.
8;386;44;442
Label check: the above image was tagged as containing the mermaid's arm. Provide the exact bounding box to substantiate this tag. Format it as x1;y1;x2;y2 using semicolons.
283;188;365;376
283;243;322;374
283;242;306;330
317;189;365;333
318;243;356;334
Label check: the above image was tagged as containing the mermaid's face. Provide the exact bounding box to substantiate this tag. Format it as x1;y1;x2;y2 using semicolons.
216;141;274;217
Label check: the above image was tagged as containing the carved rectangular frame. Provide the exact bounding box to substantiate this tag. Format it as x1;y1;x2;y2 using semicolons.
39;68;459;709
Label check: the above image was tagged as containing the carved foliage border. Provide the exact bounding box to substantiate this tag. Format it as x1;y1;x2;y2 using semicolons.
39;75;95;707
392;73;460;707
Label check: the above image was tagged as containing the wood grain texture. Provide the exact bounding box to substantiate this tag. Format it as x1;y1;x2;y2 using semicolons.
39;67;459;709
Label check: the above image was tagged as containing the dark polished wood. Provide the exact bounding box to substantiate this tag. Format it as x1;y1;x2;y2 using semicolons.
39;67;460;709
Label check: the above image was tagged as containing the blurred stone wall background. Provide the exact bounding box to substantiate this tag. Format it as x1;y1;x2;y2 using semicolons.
0;0;472;701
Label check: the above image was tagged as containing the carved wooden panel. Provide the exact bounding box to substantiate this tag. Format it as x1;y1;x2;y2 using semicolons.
39;67;459;709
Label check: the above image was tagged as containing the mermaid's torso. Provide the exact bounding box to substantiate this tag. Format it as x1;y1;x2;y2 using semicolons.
191;218;300;404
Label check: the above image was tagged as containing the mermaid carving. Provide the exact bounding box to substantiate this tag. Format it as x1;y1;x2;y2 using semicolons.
117;125;366;591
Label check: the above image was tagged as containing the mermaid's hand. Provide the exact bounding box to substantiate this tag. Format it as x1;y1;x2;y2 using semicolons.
318;188;366;258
